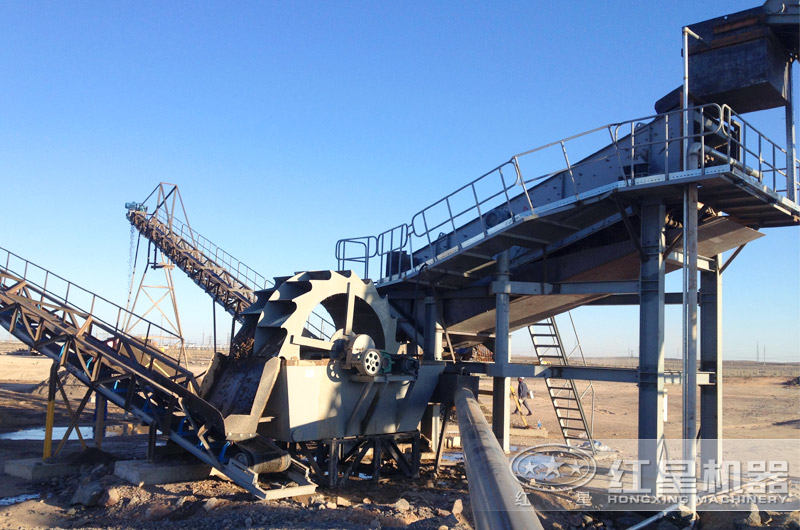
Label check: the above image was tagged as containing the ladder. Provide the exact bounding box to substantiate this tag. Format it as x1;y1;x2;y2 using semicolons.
528;315;596;453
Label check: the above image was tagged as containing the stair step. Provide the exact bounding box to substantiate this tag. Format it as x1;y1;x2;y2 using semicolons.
555;407;583;412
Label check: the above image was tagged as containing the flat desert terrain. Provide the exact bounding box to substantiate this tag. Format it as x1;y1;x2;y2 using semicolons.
0;345;798;529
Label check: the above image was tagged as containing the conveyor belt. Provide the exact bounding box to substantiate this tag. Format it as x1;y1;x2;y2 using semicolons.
0;246;315;500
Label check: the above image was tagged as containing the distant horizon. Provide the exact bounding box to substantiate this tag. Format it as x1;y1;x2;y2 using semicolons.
1;338;796;365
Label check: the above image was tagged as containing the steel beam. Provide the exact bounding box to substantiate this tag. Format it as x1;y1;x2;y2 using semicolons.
666;251;714;272
638;201;666;496
491;280;639;296
492;251;511;452
700;255;722;472
455;386;543;530
587;292;685;305
452;362;713;385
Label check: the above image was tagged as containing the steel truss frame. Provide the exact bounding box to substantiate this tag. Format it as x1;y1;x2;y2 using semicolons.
127;183;261;321
290;431;421;488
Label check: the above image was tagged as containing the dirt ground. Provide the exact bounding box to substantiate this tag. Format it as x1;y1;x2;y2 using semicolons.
0;349;798;529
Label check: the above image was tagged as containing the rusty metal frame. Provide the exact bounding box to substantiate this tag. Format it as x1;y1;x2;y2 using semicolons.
127;183;260;321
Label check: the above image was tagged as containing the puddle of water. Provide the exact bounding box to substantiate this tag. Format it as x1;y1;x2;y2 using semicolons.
0;494;40;506
0;426;93;441
0;425;131;441
441;451;464;462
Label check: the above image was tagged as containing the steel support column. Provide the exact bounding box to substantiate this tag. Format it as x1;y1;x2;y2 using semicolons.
786;60;797;203
700;255;722;471
638;201;666;495
43;362;58;460
492;250;511;452
682;184;699;513
93;394;107;449
423;294;437;361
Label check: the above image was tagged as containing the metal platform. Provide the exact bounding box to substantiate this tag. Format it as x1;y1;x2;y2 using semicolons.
337;103;799;343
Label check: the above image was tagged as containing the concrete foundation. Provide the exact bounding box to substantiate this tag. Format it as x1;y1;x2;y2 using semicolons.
114;459;211;486
4;458;82;481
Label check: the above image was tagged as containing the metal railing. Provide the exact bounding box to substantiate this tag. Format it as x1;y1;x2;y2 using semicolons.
337;103;799;280
151;209;270;293
0;246;187;372
137;209;336;340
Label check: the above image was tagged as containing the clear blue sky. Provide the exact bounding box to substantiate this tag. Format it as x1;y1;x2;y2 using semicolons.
0;1;797;361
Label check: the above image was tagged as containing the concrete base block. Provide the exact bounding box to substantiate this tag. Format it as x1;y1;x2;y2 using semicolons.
114;459;211;486
4;458;82;481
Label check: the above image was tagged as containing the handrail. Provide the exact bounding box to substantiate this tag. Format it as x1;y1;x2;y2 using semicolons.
149;209;270;293
132;206;335;340
0;246;186;370
336;103;798;280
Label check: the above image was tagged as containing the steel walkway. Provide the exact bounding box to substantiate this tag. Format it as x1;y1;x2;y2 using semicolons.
338;103;800;344
0;247;315;500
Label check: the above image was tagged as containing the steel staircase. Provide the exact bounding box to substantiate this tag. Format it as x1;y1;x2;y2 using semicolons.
528;316;595;453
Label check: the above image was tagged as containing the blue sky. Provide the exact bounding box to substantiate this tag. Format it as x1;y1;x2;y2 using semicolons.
0;1;797;361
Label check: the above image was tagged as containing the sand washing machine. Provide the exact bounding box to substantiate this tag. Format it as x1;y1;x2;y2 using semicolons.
197;270;444;485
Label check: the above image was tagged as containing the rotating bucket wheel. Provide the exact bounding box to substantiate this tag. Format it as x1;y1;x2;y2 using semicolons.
251;270;398;360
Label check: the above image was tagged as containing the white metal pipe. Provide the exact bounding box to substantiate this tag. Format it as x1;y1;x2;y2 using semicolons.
682;26;701;172
455;386;543;530
626;504;683;530
682;184;699;514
